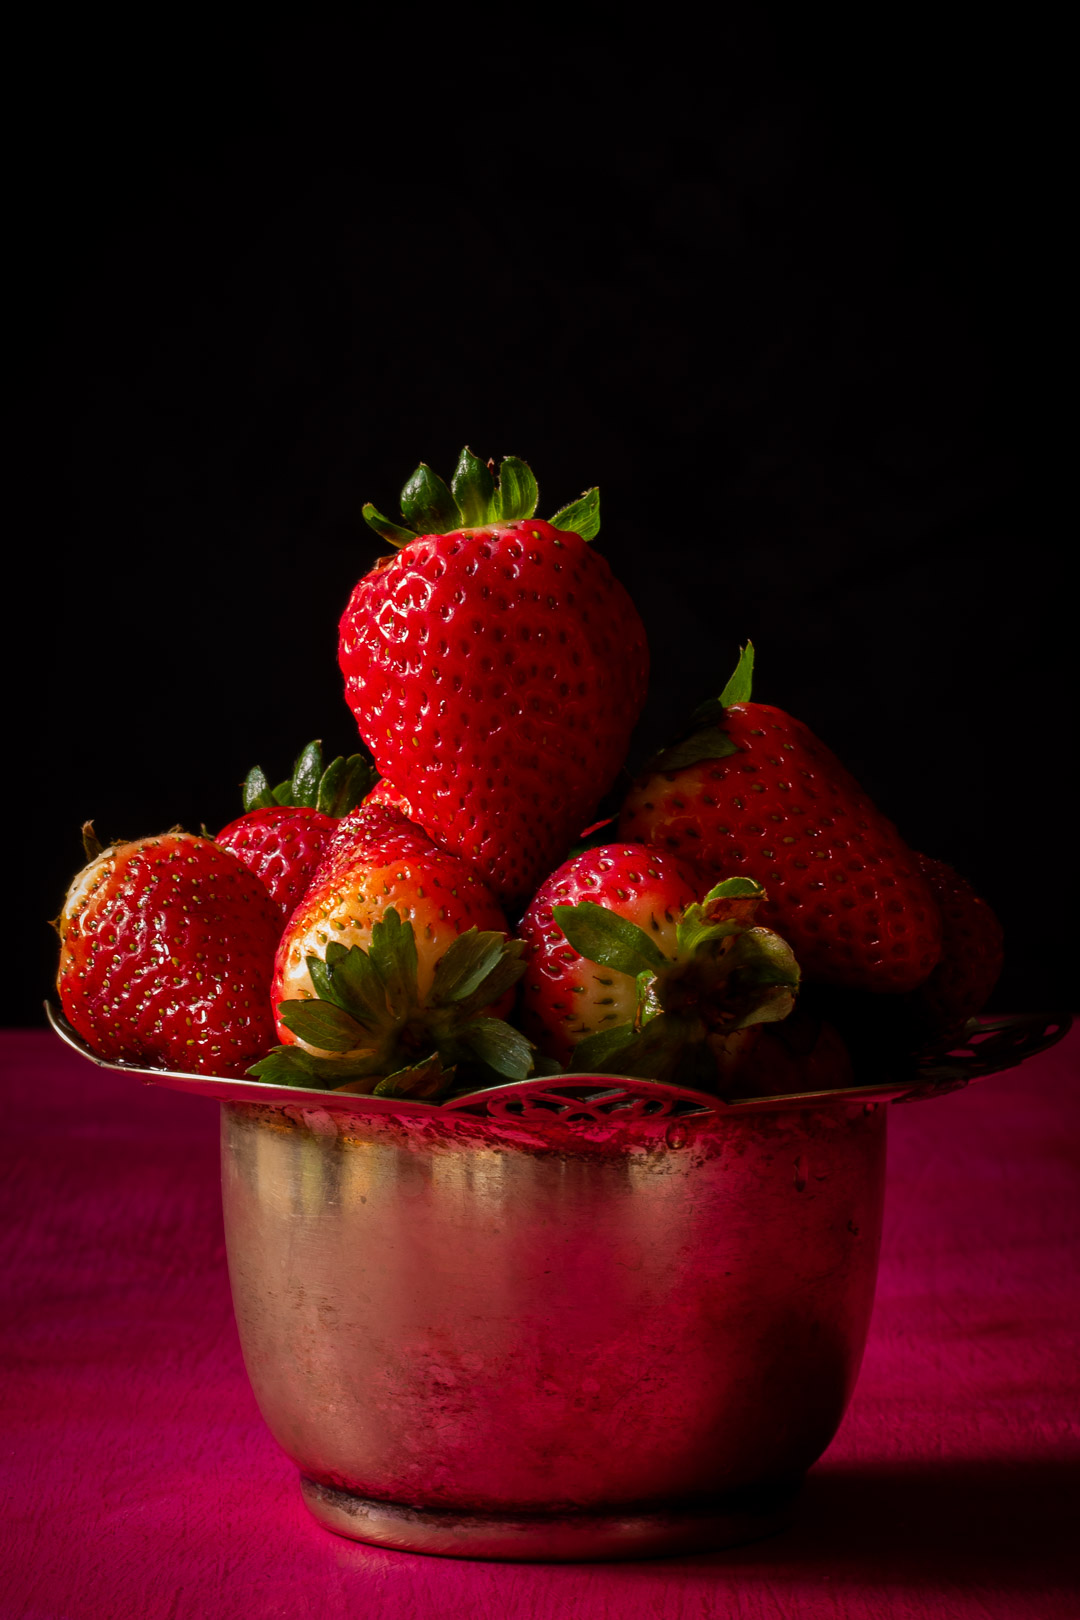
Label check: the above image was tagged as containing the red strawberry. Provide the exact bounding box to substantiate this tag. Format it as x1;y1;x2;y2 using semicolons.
254;804;537;1097
518;845;803;1090
619;645;942;994
216;740;376;919
518;843;705;1064
217;806;337;919
363;777;413;817
908;854;1004;1041
338;449;649;904
56;827;280;1077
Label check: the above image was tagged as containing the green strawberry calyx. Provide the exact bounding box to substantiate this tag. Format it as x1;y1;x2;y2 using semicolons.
247;909;554;1100
554;875;800;1089
362;448;600;546
241;739;378;817
643;642;755;774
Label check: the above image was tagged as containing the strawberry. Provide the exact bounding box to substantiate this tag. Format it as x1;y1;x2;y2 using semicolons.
251;804;540;1097
618;645;942;994
906;854;1004;1042
362;777;413;818
56;827;280;1077
216;739;376;919
517;843;706;1064
337;449;649;904
519;845;802;1091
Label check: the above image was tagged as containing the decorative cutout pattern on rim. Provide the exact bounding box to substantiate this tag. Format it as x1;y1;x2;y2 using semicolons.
446;1082;716;1125
898;1013;1071;1103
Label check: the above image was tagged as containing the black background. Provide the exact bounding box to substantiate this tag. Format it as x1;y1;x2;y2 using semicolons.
12;15;1069;1023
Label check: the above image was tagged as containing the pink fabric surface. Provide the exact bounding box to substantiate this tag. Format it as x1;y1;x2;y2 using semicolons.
2;1027;1078;1619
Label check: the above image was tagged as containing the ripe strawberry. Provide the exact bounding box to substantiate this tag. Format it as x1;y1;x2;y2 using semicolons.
56;828;280;1076
619;645;942;994
216;739;376;919
363;777;413;817
338;449;649;904
253;804;538;1097
907;854;1004;1042
519;845;802;1090
518;843;705;1064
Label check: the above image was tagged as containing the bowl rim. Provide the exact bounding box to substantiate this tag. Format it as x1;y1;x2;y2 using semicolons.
43;1001;1070;1121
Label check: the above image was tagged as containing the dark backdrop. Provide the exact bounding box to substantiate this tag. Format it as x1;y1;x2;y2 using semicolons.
13;16;1068;1022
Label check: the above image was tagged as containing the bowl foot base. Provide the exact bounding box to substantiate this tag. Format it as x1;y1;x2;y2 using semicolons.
299;1474;802;1562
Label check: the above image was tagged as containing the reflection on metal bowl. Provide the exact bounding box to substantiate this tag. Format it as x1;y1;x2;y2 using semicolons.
222;1077;886;1559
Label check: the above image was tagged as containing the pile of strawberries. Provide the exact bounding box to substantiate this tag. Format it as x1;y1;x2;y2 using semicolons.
55;451;1004;1100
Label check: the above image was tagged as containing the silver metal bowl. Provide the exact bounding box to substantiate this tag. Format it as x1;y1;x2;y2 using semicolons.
47;1004;1069;1561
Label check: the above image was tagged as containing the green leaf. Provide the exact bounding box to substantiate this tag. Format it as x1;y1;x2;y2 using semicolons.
306;1051;385;1081
725;927;801;991
451;447;497;527
719;641;755;707
456;1019;535;1080
675;917;744;956
245;1046;329;1088
645;728;740;774
271;779;294;806
570;1023;636;1073
315;756;345;816
306;954;342;1009
552;900;668;978
329;944;392;1030
306;951;387;1030
374;1053;456;1100
453;939;528;1018
587;1012;696;1081
527;1051;565;1078
243;766;276;812
730;983;798;1029
247;1044;384;1086
687;695;727;729
549;487;600;540
400;463;461;535
277;999;368;1053
318;753;376;817
703;877;764;903
368;907;419;1016
362;503;416;548
429;929;508;1007
290;740;323;809
495;456;539;521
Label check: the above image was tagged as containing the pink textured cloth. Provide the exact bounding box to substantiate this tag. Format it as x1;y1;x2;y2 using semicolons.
2;1027;1078;1618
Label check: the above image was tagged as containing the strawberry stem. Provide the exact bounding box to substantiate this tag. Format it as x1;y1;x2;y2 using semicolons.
240;742;376;815
361;451;595;544
642;641;757;774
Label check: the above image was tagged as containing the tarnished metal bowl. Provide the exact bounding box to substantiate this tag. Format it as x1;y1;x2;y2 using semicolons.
48;1005;1069;1561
